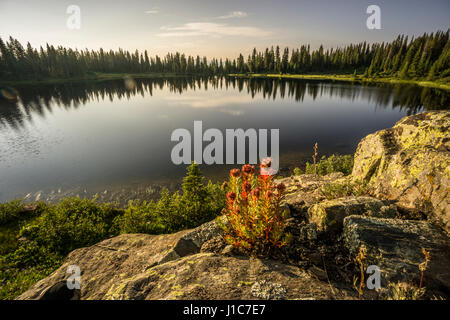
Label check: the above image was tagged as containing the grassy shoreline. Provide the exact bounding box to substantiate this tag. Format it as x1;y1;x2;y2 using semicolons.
228;73;450;91
2;72;449;90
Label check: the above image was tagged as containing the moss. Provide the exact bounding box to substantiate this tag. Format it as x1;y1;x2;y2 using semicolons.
171;290;185;297
146;269;159;277
162;273;176;281
105;282;128;300
238;281;254;287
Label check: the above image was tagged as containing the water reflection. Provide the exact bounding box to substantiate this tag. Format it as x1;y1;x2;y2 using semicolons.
1;77;448;130
0;76;449;204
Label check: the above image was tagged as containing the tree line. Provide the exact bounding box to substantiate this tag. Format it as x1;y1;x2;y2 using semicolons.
0;30;448;81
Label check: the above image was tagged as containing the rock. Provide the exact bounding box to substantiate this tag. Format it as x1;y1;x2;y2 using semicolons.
343;215;450;293
251;280;287;300
200;236;226;253
351;111;450;232
101;253;352;300
17;220;223;300
308;266;328;282
299;223;318;241
221;245;234;256
279;173;346;209
308;196;395;233
181;218;225;248
37;280;80;300
18;222;355;300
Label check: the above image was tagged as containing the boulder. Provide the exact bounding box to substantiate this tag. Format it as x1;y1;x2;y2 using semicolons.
102;253;352;300
352;111;450;232
18;219;223;300
279;172;347;215
343;215;450;293
17;217;356;300
308;196;396;232
18;236;354;300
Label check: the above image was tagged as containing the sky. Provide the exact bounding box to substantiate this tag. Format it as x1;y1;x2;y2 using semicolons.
0;0;449;59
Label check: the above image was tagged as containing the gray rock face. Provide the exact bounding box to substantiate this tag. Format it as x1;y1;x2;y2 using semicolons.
181;218;224;248
251;280;287;300
351;111;450;232
308;196;396;233
343;215;450;293
280;173;347;211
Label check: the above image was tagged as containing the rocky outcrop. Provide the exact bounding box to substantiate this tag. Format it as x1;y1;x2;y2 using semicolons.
102;253;352;300
343;215;450;293
352;111;450;232
308;196;396;232
18;224;353;300
18;219;223;300
279;173;346;210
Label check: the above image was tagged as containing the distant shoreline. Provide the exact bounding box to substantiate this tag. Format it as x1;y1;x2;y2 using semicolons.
228;73;450;91
1;72;449;91
0;72;197;86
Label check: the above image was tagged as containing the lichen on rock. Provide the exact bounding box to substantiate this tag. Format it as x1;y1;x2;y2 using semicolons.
352;111;450;232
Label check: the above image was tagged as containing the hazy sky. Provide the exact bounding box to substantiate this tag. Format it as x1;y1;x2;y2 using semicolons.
0;0;449;58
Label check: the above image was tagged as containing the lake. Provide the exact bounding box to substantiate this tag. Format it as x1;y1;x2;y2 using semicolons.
0;77;448;205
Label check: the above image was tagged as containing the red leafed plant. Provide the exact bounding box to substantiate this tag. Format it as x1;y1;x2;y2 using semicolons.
218;159;292;255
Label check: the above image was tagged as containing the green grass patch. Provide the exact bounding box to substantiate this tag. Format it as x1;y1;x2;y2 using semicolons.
319;180;369;200
293;154;354;176
229;73;450;91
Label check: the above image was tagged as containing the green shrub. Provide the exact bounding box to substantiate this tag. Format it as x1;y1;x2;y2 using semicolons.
115;162;225;234
21;197;121;256
293;167;302;176
305;154;354;176
115;200;162;234
319;180;369;199
0;200;37;226
0;264;56;300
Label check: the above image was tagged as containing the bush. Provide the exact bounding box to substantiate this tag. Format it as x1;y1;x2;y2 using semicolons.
0;200;43;226
293;167;302;176
114;200;162;234
19;197;120;256
115;162;225;234
0;264;56;300
219;160;292;255
305;154;353;176
319;180;369;199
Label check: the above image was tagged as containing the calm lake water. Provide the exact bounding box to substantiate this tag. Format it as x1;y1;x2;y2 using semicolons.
0;77;448;204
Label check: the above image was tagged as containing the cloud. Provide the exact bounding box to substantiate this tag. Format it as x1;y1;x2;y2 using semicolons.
164;95;256;109
217;11;248;19
145;10;159;14
157;22;271;38
220;109;245;116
